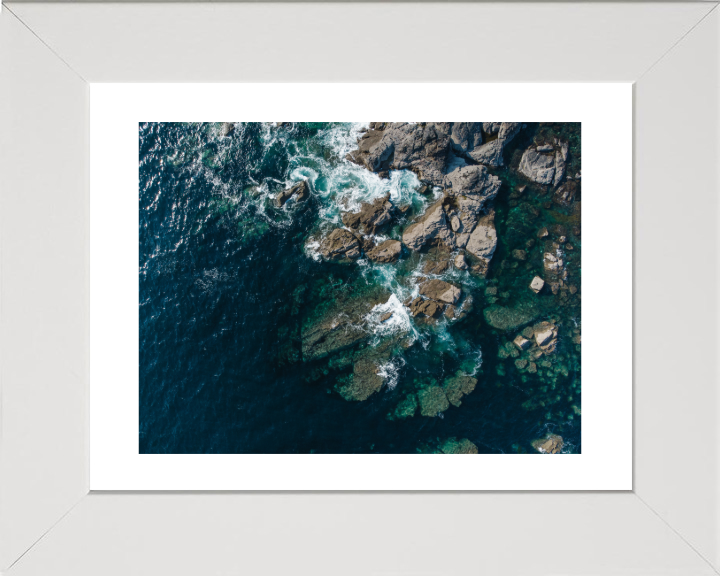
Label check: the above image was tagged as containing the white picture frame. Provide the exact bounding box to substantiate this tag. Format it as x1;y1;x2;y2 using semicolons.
1;2;718;574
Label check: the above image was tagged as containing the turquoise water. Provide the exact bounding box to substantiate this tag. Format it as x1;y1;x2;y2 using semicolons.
139;122;581;454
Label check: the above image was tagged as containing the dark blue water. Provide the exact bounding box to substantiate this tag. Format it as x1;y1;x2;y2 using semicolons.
139;122;581;454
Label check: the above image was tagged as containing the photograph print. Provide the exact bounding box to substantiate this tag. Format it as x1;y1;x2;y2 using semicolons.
139;122;581;455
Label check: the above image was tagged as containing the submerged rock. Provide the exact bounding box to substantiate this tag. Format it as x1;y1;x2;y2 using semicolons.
301;288;389;361
367;239;402;263
439;437;478;454
276;180;310;207
419;279;462;305
422;258;450;275
483;303;539;332
532;434;564;454
442;373;477;407
336;357;384;401
318;228;362;260
418;386;450;417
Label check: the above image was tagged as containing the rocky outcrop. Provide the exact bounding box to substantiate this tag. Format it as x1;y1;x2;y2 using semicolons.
318;228;362;260
419;279;462;305
336;357;384;401
348;122;524;186
408;297;442;318
532;434;564;454
366;239;402;263
276;180;310;207
467;122;522;167
301;288;390;361
402;199;454;250
341;194;395;234
518;140;569;186
463;212;497;274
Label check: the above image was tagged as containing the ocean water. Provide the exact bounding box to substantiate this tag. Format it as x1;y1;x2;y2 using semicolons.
139;122;581;454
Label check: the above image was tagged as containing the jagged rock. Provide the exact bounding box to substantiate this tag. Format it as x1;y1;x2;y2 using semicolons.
555;180;578;205
408;297;442;318
530;276;545;293
513;335;531;350
418;386;450;417
444;305;456;319
367;239;402;263
419;279;462;304
276;180;310;207
402;199;453;250
450;123;484;152
439;438;478;454
341;194;395;234
464;212;497;268
532;434;564;454
220;122;235;136
468;122;522;167
445;165;502;202
380;312;393;323
454;254;469;270
512;249;527;261
442;373;477;407
318;228;362;260
537;227;549;238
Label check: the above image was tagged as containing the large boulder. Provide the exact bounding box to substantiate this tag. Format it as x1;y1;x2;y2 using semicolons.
366;239;402;263
318;228;362;260
518;141;569;186
464;212;497;272
445;165;501;203
419;279;462;304
450;123;484;153
276;180;310;207
341;194;396;234
402;199;454;250
532;434;564;454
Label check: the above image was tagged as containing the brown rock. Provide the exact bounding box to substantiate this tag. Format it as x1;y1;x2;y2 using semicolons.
366;239;402;263
341;194;396;234
318;228;362;260
276;180;310;207
419;279;462;305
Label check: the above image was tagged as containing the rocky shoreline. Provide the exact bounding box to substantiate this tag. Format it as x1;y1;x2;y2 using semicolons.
276;122;582;454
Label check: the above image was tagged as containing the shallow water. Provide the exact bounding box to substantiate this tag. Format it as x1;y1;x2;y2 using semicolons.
139;122;581;454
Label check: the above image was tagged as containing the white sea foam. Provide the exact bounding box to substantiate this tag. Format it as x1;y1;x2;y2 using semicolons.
364;294;418;346
377;356;406;391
